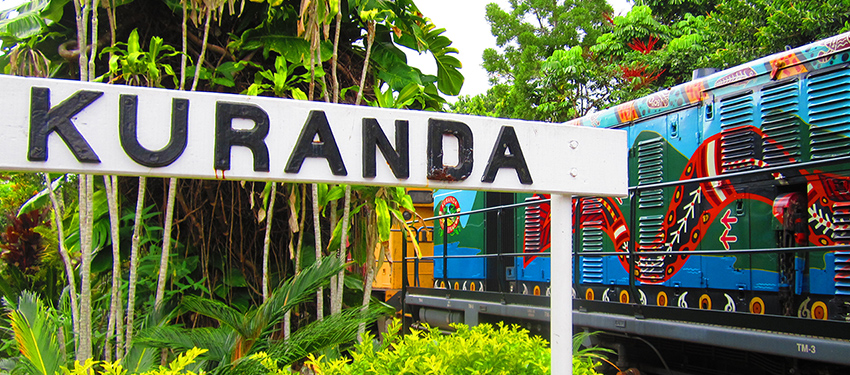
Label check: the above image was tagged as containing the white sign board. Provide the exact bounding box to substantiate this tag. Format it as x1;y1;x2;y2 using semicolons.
0;75;628;375
0;75;626;196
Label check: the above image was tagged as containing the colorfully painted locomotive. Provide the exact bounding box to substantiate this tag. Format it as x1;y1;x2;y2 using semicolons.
426;30;850;320
395;32;850;373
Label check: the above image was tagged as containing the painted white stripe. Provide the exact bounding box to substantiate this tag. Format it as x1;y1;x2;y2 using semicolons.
705;140;727;201
614;225;627;238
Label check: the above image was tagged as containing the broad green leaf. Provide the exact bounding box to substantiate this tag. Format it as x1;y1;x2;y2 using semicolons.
375;196;390;242
291;87;308;100
0;0;65;42
251;35;333;63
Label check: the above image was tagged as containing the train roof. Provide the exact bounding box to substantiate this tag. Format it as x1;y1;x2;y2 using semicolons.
564;31;850;128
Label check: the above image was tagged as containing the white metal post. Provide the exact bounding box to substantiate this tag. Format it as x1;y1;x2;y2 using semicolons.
550;193;573;375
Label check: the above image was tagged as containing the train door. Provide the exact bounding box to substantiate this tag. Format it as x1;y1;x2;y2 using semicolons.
485;192;515;292
662;109;705;295
517;193;550;296
631;115;669;292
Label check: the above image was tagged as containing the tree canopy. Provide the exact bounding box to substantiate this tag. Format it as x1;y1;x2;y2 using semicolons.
454;0;850;122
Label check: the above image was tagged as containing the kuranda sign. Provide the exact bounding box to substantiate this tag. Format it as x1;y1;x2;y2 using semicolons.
0;75;626;196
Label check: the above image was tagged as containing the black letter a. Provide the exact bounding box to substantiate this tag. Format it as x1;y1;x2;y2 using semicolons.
285;110;347;176
481;126;532;184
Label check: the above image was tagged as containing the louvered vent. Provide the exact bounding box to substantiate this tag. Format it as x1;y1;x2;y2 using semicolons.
523;197;544;253
637;214;665;282
808;68;850;160
833;202;850;296
637;137;664;208
579;198;604;284
720;92;760;172
833;202;850;243
760;80;801;166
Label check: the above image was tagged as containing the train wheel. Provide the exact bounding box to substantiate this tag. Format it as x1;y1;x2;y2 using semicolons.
619;290;630;304
453;282;459;290
440;281;446;289
656;291;668;306
533;286;541;296
470;282;476;291
699;294;712;310
585;288;595;300
749;297;765;314
812;301;828;320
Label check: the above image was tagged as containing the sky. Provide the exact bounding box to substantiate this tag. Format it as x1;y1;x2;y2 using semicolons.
407;0;633;99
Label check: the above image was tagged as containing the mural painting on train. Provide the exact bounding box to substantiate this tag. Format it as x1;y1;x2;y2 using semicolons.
569;32;850;319
433;190;551;295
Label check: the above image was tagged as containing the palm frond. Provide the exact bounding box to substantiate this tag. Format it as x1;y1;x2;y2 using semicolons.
230;304;388;373
7;291;63;375
573;330;616;359
121;345;157;374
182;295;254;339
257;257;348;328
135;325;235;362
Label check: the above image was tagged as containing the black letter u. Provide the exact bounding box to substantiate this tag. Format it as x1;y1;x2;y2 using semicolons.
119;95;189;167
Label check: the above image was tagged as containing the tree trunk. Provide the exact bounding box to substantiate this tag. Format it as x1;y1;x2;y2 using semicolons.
333;186;351;315
285;184;307;338
77;174;94;361
154;178;178;310
312;183;323;321
104;175;123;361
45;175;79;350
190;7;213;91
125;177;146;355
262;183;277;302
359;237;379;340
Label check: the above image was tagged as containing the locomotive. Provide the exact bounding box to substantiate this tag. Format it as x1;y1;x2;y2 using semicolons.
382;32;850;374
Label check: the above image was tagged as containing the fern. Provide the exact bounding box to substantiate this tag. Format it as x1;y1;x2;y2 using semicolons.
6;291;64;375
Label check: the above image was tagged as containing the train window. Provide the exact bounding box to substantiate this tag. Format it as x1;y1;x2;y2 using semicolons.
407;190;434;205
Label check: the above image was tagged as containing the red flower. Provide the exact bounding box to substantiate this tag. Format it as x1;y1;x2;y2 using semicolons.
627;35;660;54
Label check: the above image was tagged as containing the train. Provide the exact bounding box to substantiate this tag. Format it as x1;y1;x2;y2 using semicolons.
374;32;850;374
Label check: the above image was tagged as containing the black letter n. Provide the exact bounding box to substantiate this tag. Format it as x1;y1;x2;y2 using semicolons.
28;87;102;162
362;118;409;179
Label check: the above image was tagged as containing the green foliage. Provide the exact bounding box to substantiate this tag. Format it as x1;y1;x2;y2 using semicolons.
308;320;550;374
572;357;603;375
0;173;46;227
244;55;308;99
355;0;464;96
5;291;66;375
100;29;182;88
136;257;380;370
59;347;208;375
0;0;69;45
479;0;613;120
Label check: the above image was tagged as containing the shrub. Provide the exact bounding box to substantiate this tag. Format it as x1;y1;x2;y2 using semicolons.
307;320;551;375
59;347;207;375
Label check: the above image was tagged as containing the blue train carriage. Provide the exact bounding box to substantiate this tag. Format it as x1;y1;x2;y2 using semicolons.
570;31;850;321
431;190;547;294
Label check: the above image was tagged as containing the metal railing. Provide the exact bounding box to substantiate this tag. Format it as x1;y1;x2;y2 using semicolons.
398;153;850;309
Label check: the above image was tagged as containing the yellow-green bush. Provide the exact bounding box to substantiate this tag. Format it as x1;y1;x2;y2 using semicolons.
59;347;207;375
307;321;551;375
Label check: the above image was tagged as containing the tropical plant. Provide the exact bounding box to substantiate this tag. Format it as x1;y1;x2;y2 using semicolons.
136;257;386;371
60;347;207;375
99;29;181;88
573;330;617;374
0;0;69;46
308;320;551;375
4;290;68;375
